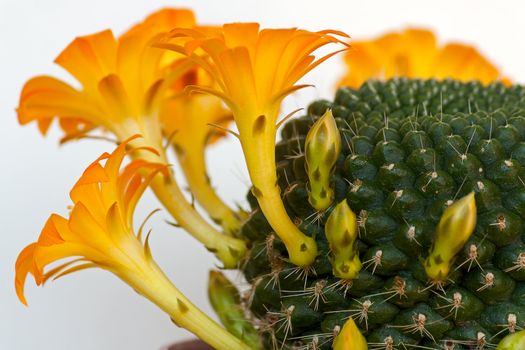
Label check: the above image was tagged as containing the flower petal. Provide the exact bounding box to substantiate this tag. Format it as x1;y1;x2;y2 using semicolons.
55;30;117;91
339;27;506;87
98;74;134;121
15;243;37;305
17;76;99;133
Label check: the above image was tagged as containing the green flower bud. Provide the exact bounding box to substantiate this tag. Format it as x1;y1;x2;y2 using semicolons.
325;200;362;279
425;192;477;282
305;109;341;211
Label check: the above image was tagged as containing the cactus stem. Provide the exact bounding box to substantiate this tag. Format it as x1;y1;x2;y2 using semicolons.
504;252;525;273
393;313;435;343
477;272;495;292
432;290;464;320
326;299;373;331
362;250;383;275
367;276;407;303
264;266;284;291
368;336;395;350
265;304;296;348
423;278;450;294
282;279;328;312
288;325;341;349
491;313;519;339
256;256;284;292
283;265;318;290
454;243;483;272
327;279;354;298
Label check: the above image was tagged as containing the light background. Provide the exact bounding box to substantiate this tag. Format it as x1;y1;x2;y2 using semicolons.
1;0;524;349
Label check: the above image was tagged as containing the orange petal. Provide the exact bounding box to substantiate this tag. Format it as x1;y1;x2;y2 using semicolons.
58;118;98;143
36;215;66;246
223;23;260;57
55;30;117;91
36;117;53;135
124;8;196;38
118;9;197;104
339;42;383;88
401;28;438;77
105;202;131;245
33;242;100;282
76;162;110;186
15;243;38;305
48;262;98;281
254;29;297;100
122;163;167;224
70;153;111;218
339;28;507;87
104;136;138;178
214;47;258;115
68;202;108;244
17;76;98;131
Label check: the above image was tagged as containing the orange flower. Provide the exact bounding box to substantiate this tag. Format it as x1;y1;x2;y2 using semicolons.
157;23;349;266
14;137;250;350
15;136;167;305
18;9;195;143
16;9;246;268
339;28;509;88
160;68;246;236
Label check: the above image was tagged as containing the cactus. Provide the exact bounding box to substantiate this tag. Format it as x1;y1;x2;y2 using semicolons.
240;78;525;349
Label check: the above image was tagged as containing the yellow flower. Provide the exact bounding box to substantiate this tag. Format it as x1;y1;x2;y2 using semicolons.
16;9;246;268
339;27;509;88
156;23;348;266
14;137;250;350
160;68;247;236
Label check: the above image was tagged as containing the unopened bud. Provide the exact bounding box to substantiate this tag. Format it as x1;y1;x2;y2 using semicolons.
305;109;341;211
425;192;477;282
325;200;362;280
333;317;367;350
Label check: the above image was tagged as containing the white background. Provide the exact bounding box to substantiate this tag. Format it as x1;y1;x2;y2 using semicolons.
1;0;524;349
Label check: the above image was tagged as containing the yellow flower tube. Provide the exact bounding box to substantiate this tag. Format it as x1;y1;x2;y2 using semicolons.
160;76;246;237
156;23;349;266
15;138;250;350
339;27;509;88
16;9;246;268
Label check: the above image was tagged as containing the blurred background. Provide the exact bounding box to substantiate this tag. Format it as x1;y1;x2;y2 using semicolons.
1;0;524;349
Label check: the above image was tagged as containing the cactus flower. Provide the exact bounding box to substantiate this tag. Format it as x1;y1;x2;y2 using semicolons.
15;137;250;350
16;9;246;268
339;27;509;88
156;22;349;266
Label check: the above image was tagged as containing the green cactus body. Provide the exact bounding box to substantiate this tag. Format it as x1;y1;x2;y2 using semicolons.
240;78;525;349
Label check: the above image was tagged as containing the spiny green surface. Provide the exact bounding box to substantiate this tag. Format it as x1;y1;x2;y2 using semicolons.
240;78;525;349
